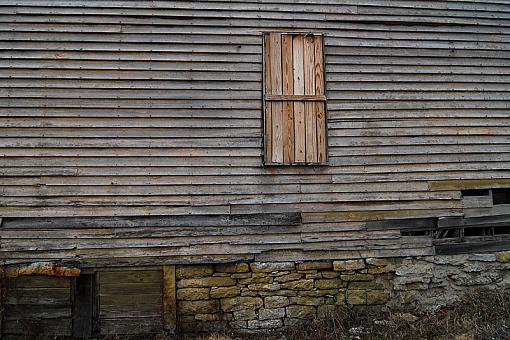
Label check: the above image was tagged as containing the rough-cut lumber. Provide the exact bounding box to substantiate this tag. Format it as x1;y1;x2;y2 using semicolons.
1;0;510;266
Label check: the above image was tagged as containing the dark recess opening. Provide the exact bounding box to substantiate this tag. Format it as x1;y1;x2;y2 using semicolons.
461;189;490;197
492;188;510;205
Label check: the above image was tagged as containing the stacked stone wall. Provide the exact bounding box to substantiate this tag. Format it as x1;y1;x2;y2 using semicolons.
176;252;510;333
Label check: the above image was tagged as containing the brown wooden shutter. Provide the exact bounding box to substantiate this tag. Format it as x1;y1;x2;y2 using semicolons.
263;32;327;165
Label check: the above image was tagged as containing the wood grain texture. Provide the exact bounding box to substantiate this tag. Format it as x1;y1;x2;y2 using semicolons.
1;0;509;266
270;33;283;163
282;34;295;163
292;35;306;163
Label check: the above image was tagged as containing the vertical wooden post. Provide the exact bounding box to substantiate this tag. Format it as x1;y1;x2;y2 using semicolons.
162;266;176;333
73;274;96;338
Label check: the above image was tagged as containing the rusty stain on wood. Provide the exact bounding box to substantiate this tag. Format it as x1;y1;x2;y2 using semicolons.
5;262;81;278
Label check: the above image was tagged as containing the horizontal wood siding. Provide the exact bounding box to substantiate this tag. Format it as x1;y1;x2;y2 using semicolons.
1;0;509;265
2;276;73;337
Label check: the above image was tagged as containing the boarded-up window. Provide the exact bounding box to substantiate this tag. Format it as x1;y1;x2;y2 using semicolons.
263;32;327;165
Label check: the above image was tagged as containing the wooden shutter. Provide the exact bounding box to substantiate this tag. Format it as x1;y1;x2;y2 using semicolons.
263;32;327;165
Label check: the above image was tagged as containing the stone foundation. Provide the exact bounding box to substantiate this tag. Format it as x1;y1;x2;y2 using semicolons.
175;252;510;333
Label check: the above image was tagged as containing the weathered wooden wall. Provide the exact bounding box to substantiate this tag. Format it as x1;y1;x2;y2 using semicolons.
1;1;509;266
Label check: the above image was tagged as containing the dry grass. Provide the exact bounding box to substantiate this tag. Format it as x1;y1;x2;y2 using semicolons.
190;288;510;340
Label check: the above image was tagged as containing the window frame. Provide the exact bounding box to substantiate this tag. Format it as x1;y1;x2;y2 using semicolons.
262;31;328;166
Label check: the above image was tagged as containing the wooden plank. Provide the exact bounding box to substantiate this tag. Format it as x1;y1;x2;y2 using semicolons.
314;36;327;163
100;317;163;335
293;34;306;163
263;33;272;163
162;266;176;333
266;94;326;101
4;304;71;319
304;35;318;163
9;275;71;288
5;287;70;305
282;34;295;163
3;318;72;336
1;212;302;229
435;237;510;255
270;32;283;163
366;217;437;231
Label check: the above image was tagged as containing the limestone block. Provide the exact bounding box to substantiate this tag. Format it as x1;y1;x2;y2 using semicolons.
335;292;347;305
176;265;214;279
305;272;322;279
349;281;385;290
178;300;220;315
286;305;316;319
213;273;232;277
229;320;248;329
177;276;236;288
281;279;314;290
250;262;295;273
468;254;497;262
258;307;285;320
231;272;252;279
275;273;303;283
321;271;340;279
247;283;281;291
333;260;365;272
195;313;221;321
210;286;240;299
258;289;297;297
264;296;290;308
341;273;374;282
366;290;390;305
366;258;392;267
252;272;270;278
215;263;250;273
315;278;346;289
298;289;337;297
297;261;332;271
233;309;257;321
347;290;366;305
221;296;263;312
289;296;324;306
247;319;283;329
176;287;210;301
238;277;273;285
